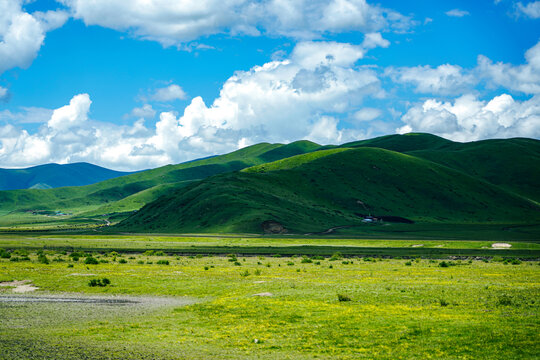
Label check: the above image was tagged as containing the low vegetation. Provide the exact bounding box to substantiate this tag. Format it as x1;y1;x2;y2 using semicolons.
0;246;538;359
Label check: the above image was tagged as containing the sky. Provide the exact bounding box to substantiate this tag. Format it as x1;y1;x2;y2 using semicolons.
0;0;539;171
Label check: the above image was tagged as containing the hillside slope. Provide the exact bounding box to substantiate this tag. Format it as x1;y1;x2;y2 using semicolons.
0;141;320;217
117;147;539;234
0;163;134;191
336;133;540;202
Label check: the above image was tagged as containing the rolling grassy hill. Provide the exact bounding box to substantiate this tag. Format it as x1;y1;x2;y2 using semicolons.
117;146;540;234
0;163;134;191
338;133;540;202
0;141;321;224
0;133;538;234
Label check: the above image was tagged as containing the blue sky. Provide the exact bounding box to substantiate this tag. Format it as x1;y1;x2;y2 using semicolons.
0;0;539;170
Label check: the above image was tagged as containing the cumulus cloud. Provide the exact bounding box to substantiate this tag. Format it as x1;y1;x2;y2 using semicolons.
387;40;540;96
516;1;540;18
0;41;383;170
151;84;187;102
129;104;156;119
397;94;540;141
47;94;91;131
0;0;68;74
445;9;470;17
387;64;476;95
478;39;540;94
60;0;414;46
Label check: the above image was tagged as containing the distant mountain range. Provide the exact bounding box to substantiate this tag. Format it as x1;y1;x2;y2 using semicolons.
0;133;538;234
0;163;135;190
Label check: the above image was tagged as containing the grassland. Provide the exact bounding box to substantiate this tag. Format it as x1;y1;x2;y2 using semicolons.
120;146;539;233
1;134;538;236
0;242;538;359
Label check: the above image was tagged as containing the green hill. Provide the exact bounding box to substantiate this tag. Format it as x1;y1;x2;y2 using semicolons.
117;147;539;234
0;162;134;191
407;138;540;202
336;134;540;203
0;141;319;221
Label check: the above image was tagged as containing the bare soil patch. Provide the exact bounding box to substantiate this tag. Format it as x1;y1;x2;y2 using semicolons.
0;280;39;293
492;243;512;249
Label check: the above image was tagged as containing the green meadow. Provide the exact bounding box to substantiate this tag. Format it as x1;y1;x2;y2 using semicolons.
0;233;539;359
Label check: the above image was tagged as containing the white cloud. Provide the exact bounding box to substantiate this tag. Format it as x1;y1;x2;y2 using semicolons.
0;0;68;74
151;84;187;102
478;40;540;94
0;41;383;170
129;104;156;119
47;94;91;131
60;0;414;46
361;32;390;50
397;94;540;141
0;86;9;102
445;9;470;17
516;1;540;18
0;107;52;123
353;107;381;122
387;64;476;95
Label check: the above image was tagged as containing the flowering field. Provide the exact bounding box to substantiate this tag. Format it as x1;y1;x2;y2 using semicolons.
0;245;538;359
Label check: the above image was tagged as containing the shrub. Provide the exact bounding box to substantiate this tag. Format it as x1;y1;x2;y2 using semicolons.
156;260;169;265
329;252;343;261
196;254;203;259
0;249;11;259
337;294;351;302
10;256;20;262
155;251;165;256
67;264;74;268
301;257;313;264
38;254;50;264
99;259;109;264
363;257;375;262
439;261;449;268
254;269;262;276
240;270;250;277
137;260;144;264
204;266;209;270
439;299;449;307
312;256;325;260
287;261;295;266
342;261;350;265
405;261;412;266
88;278;111;287
272;254;281;258
315;261;321;265
497;294;513;306
84;257;99;265
143;250;154;256
233;261;241;266
118;258;127;264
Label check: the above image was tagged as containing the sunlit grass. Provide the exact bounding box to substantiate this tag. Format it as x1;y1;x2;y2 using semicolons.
1;249;538;359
